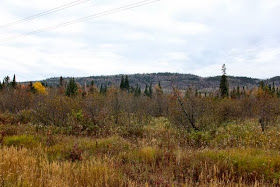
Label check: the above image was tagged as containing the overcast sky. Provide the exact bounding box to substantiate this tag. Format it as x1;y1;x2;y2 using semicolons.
0;0;279;81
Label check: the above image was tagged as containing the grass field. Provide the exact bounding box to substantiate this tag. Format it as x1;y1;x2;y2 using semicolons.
1;117;280;186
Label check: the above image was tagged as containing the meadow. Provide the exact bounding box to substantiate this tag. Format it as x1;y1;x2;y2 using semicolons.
0;78;280;186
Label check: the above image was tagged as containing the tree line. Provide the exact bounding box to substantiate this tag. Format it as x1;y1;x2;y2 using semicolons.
0;65;279;134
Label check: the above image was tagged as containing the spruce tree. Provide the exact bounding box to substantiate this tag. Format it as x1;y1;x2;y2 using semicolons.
120;75;124;90
158;82;163;94
11;74;17;89
124;75;130;90
100;84;107;94
59;76;64;87
89;81;95;93
134;84;141;97
144;84;148;96
137;86;141;96
66;78;78;97
3;76;10;87
219;64;229;98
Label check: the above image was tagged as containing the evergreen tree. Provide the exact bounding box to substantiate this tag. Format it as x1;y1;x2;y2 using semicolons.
219;64;229;98
59;76;64;87
124;75;130;90
3;76;10;87
137;86;141;96
272;82;276;94
134;84;141;97
11;74;17;89
100;84;107;94
144;84;148;96
100;84;103;94
0;81;2;90
65;78;78;97
157;82;163;94
89;81;95;93
120;75;125;90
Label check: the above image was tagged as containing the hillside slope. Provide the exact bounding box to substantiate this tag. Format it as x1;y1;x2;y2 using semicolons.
41;73;279;91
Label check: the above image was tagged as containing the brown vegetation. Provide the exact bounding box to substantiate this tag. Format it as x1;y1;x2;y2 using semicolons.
0;78;280;186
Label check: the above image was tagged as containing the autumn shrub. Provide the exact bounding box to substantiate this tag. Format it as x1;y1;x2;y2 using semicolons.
33;96;80;126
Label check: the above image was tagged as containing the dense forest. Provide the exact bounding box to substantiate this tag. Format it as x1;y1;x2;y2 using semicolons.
1;68;280;186
38;73;280;93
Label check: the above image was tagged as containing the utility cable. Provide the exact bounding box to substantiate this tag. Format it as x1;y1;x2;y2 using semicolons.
0;0;160;43
0;0;90;29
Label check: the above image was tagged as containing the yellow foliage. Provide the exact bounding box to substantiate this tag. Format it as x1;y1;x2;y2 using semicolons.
33;82;47;94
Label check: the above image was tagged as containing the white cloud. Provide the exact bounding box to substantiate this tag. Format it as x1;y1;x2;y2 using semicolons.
0;0;279;81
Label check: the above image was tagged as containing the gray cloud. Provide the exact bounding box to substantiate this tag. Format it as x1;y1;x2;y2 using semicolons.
0;0;279;81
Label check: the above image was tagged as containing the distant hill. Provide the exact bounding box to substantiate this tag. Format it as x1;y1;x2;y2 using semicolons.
38;73;280;92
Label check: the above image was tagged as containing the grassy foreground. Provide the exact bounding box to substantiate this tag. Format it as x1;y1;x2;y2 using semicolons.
1;118;280;186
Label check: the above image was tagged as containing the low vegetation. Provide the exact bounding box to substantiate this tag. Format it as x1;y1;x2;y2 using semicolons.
0;72;280;186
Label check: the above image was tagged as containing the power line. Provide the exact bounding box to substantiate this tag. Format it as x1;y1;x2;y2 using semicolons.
0;0;90;29
0;0;160;43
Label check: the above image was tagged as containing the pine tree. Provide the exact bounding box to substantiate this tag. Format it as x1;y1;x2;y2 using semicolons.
272;82;276;94
219;64;229;98
100;84;107;94
3;76;10;87
11;74;17;89
89;80;95;93
59;76;64;87
134;84;141;97
66;78;78;97
144;84;148;96
157;82;163;94
100;84;103;94
124;75;130;90
120;75;124;90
